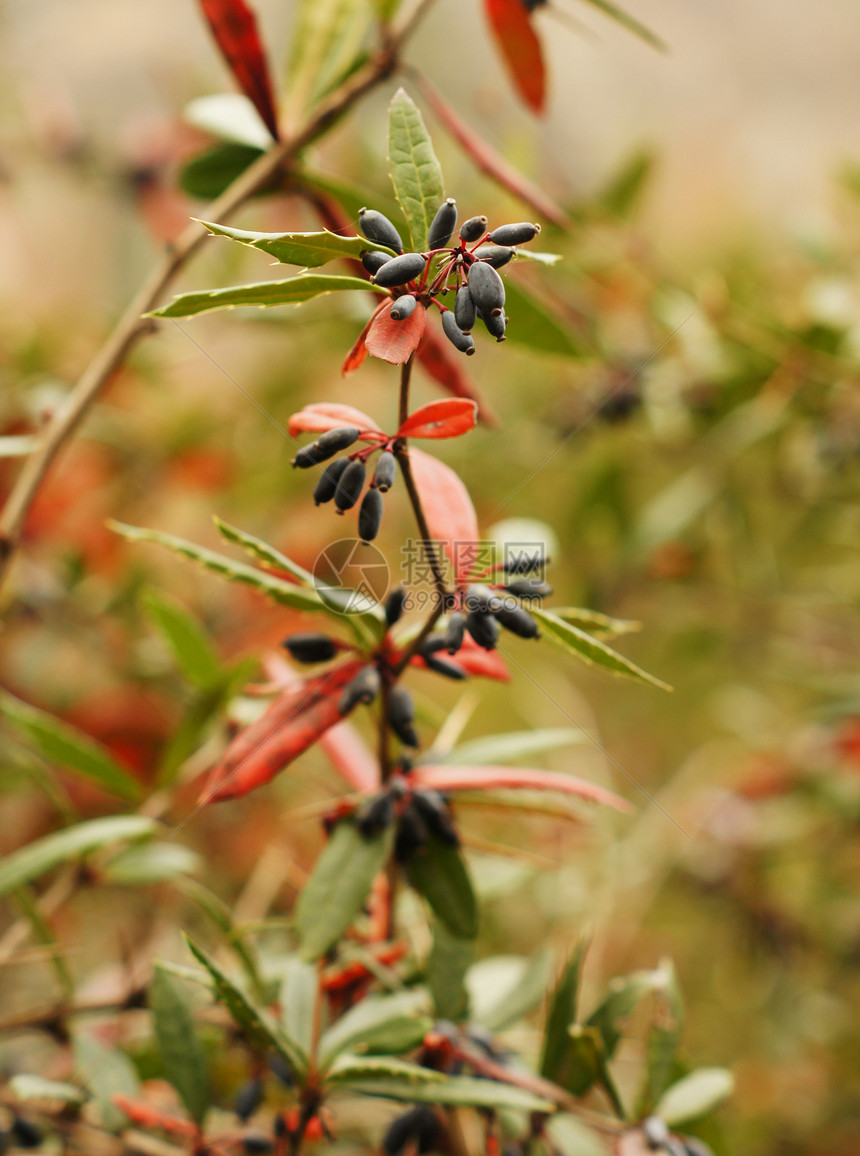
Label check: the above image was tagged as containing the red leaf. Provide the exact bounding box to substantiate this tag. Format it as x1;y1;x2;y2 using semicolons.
410;639;510;682
483;0;546;114
410;764;631;811
410;448;479;581
397;399;478;440
343;300;389;375
414;73;568;227
366;303;427;365
288;403;381;437
199;0;280;140
200;661;363;802
416;327;499;427
319;721;380;793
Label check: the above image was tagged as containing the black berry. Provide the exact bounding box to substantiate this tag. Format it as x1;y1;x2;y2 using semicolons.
428;198;458;250
441;310;475;355
388;685;419;747
373;451;397;492
468;260;506;316
361;249;393;274
488;222;541;246
358;487;384;541
358;208;403;253
459;215;488;243
339;666;381;714
372;252;427;288
282;633;338;664
314;457;349;505
385;586;407;626
333;459;367;512
477;244;515;269
391;294;418;320
454;285;477;333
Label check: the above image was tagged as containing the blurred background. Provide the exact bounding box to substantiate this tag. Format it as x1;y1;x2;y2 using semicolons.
2;2;860;1153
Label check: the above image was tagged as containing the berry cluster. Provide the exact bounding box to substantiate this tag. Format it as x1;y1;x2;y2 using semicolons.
291;426;396;543
358;201;542;353
357;773;459;863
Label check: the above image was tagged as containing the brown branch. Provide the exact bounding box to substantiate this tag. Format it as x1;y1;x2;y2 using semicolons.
0;0;439;589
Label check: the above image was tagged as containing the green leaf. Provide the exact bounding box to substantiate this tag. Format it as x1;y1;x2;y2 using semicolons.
641;959;684;1113
340;1073;555;1113
552;607;642;638
109;522;323;613
319;990;432;1068
149;274;379;319
440;728;585;765
73;1033;141;1131
150;967;210;1124
532;608;672;690
280;958;318;1054
597;149;656;218
0;691;141;802
514;250;563;266
580;0;666;51
213;517;316;585
287;0;373;112
566;1025;624;1115
296;821;394;962
184;94;274;149
503;280;588;359
587;967;672;1061
546;1113;610;1156
201;221;395;267
326;1055;445;1086
427;921;473;1023
0;816;159;898
9;1075;88;1105
478;948;552;1032
102;842;201;885
142;590;222;689
387;88;444;251
406;835;478;940
181;880;267;1001
185;936;308;1079
540;939;589;1085
179;143;267;200
654;1068;734;1127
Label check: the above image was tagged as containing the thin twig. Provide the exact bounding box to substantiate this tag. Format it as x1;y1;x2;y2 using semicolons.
0;0;439;588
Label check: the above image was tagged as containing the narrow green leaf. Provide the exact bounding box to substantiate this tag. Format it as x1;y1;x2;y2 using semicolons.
0;691;141;802
109;522;323;613
540;939;589;1085
654;1068;734;1127
9;1075;88;1105
514;250;563;266
320;991;432;1068
101;842;201;885
280;958;318;1054
149;274;379;319
326;1056;445;1086
552;607;642;638
340;1073;555;1113
563;1024;605;1101
14;886;75;997
479;948;552;1032
546;1113;610;1156
641;959;684;1113
288;0;373;112
427;922;473;1023
142;590;222;689
597;149;656;218
201;221;395;267
387;88;444;251
150;967;210;1124
440;728;585;766
587;968;669;1060
532;608;672;690
406;835;478;940
503;280;588;359
213;517;316;585
184;94;273;149
181;881;267;1002
73;1033;141;1131
185;936;308;1079
180;143;267;200
296;821;394;962
0;816;159;898
580;0;666;51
